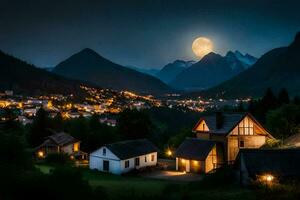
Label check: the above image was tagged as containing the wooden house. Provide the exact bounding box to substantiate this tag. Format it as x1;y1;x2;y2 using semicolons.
35;131;87;160
89;139;158;175
175;112;274;173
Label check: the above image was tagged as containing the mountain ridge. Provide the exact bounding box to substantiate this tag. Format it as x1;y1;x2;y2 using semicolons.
53;48;172;95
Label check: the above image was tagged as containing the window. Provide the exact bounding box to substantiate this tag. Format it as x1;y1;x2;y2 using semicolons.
73;143;79;152
125;160;129;168
151;154;155;162
135;157;140;166
240;140;245;148
145;156;147;162
202;123;205;131
103;148;106;156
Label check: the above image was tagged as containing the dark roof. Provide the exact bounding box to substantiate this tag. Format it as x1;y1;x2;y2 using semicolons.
175;138;216;160
45;132;79;146
284;132;300;147
237;148;300;177
105;139;158;160
195;113;246;135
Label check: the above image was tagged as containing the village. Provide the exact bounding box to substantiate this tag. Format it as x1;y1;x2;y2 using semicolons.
1;87;300;199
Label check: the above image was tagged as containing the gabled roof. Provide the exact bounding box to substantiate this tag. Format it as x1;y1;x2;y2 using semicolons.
284;132;300;147
237;148;300;177
105;139;158;160
36;131;79;150
175;138;216;161
193;113;247;135
47;132;79;146
193;112;272;137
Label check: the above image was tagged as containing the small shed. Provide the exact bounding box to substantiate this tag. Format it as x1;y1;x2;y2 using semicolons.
89;139;158;175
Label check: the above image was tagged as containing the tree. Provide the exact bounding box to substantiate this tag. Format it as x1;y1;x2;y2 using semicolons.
27;108;51;147
266;104;300;139
278;88;290;105
50;112;64;131
117;109;153;140
293;96;300;105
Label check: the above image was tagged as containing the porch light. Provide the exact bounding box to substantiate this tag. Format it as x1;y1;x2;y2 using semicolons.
265;174;274;182
181;159;186;164
166;149;172;156
38;151;44;158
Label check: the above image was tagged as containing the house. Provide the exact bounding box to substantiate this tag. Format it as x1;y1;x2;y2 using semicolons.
175;138;220;173
35;131;87;160
99;117;117;127
236;148;300;185
89;139;158;175
175;112;274;173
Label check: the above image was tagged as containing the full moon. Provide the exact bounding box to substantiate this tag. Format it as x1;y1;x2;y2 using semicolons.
192;37;214;58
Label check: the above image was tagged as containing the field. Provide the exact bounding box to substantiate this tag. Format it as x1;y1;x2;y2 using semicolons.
35;165;256;200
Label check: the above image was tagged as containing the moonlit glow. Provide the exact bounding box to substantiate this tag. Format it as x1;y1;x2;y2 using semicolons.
192;37;214;58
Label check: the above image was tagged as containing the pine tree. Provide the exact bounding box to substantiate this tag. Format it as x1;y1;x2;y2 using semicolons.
278;88;290;105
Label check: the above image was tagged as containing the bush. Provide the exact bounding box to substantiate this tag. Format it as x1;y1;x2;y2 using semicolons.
45;153;71;165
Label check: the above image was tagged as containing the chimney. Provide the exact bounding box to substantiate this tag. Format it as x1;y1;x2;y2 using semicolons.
216;111;224;129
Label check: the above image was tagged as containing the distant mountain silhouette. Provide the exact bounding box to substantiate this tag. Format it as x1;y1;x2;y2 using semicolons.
170;51;256;91
205;32;300;97
0;51;87;96
156;60;195;83
53;48;172;94
127;66;159;77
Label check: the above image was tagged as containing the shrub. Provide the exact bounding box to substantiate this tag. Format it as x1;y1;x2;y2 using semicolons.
45;153;71;165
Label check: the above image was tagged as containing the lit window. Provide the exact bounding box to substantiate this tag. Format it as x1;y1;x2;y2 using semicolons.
151;154;155;161
73;143;79;152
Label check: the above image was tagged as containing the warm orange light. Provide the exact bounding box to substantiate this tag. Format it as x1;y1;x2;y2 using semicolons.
265;175;274;182
166;149;172;156
73;143;79;152
38;151;44;158
181;159;186;164
193;160;199;166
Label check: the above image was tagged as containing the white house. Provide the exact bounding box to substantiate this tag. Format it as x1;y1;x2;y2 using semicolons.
89;139;158;175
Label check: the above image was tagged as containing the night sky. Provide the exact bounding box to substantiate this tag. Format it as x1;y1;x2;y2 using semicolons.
1;0;300;69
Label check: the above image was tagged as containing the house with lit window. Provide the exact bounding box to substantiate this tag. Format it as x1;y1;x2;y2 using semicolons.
35;131;87;160
89;139;158;175
175;112;274;173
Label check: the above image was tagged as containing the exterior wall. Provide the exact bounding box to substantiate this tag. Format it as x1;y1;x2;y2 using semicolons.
205;146;217;173
195;120;209;132
61;143;74;155
120;152;157;173
89;147;122;174
196;132;210;140
176;157;206;173
227;136;266;163
89;146;157;175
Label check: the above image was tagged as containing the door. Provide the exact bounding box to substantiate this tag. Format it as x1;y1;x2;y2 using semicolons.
178;158;186;171
103;160;109;171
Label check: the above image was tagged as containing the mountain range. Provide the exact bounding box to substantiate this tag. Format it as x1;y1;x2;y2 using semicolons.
204;32;300;98
53;48;172;95
0;51;87;96
169;51;257;91
156;60;195;83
